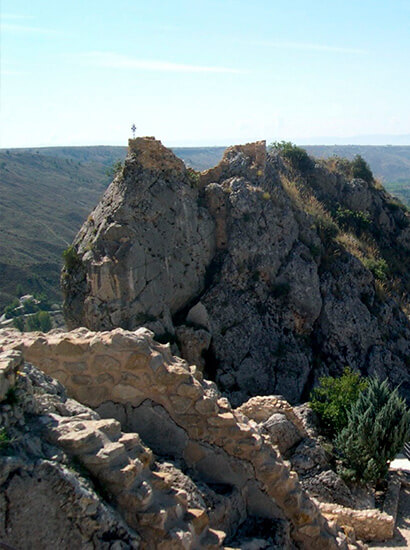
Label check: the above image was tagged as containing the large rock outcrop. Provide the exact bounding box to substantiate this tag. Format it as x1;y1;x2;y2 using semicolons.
62;138;410;405
63;137;215;333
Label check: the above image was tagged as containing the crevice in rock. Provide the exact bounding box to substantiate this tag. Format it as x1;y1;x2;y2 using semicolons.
202;343;220;382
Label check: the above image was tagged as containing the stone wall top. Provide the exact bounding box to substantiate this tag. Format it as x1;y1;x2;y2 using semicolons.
127;136;186;175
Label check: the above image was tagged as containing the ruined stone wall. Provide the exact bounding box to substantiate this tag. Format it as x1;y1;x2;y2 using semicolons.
317;502;394;542
0;348;223;549
0;327;347;550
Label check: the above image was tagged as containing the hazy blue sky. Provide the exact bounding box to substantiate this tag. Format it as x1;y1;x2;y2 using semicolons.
1;0;410;147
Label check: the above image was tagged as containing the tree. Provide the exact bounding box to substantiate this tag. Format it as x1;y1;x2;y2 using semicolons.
351;155;374;184
38;311;52;332
13;316;25;332
335;378;410;484
27;311;52;332
310;367;368;438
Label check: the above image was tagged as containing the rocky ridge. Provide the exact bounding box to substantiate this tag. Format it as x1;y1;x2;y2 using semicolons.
62;137;410;406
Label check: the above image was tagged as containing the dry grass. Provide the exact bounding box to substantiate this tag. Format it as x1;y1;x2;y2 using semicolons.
336;232;379;264
281;177;339;238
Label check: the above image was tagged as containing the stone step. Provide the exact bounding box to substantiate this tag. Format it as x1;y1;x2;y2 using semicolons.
185;507;209;536
56;427;104;454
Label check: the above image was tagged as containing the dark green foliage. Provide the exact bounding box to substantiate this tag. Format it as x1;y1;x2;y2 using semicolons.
335;378;410;484
187;168;200;186
26;311;52;332
62;245;81;271
351;155;374;183
335;207;372;234
13;316;25;331
15;284;24;297
315;216;339;244
3;298;20;318
23;298;38;314
310;367;368;438
363;257;389;282
0;428;10;454
270;141;313;172
36;293;52;310
105;159;124;179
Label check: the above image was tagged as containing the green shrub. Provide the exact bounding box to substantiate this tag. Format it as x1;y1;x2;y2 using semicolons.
315;215;339;244
310;367;368;439
13;316;25;331
38;311;52;332
0;428;10;454
335;207;371;234
62;245;81;271
23;298;38;314
3;298;20;318
351;155;374;183
270;141;313;172
363;257;389;282
105;159;123;179
335;378;410;484
187;168;200;186
15;283;24;297
26;311;52;332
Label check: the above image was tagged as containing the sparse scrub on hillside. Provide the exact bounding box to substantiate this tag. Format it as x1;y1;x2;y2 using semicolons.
335;207;372;234
320;155;352;178
187;167;200;186
270;141;313;172
281;177;340;245
363;257;389;282
105;159;124;179
336;232;379;263
62;245;81;271
321;154;374;185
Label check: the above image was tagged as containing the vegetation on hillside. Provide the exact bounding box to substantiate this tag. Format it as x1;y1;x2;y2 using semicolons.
311;372;410;484
269;141;313;172
310;367;368;439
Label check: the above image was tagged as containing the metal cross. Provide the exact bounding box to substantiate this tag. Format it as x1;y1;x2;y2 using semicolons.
131;124;137;138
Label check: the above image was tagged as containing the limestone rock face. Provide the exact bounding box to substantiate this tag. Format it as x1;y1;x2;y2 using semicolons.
63;137;215;333
62;138;410;405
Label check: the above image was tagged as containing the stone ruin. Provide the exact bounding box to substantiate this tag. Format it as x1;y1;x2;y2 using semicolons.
0;327;375;549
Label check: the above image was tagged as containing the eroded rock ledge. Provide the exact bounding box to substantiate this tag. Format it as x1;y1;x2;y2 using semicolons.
0;327;366;549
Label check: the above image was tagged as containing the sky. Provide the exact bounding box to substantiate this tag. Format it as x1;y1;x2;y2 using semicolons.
1;0;410;147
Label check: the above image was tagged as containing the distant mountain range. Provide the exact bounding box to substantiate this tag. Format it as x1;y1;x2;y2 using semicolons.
300;134;410;146
1;143;409;310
